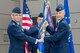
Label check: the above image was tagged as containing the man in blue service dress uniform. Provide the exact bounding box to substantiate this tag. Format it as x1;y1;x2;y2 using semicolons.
28;13;44;53
41;4;70;53
25;12;53;53
7;7;43;53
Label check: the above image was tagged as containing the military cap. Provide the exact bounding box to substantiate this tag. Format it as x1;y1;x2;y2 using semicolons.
38;12;44;18
12;7;21;14
56;4;64;11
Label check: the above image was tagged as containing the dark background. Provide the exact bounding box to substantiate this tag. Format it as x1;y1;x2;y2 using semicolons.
31;16;56;29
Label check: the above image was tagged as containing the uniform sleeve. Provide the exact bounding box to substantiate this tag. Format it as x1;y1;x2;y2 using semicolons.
44;23;68;42
9;25;36;44
46;25;55;35
24;26;38;36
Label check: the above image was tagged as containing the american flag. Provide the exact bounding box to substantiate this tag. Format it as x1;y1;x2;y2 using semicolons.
22;0;33;53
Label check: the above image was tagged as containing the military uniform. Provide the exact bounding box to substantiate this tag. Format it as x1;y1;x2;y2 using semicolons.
7;7;38;53
26;13;53;53
44;4;70;53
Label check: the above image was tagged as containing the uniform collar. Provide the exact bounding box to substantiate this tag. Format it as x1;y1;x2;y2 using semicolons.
58;18;64;24
12;20;20;25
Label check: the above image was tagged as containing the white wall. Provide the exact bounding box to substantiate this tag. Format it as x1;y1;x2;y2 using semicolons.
0;0;20;53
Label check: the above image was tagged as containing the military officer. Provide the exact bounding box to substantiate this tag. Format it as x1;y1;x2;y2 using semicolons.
7;7;43;53
41;4;70;53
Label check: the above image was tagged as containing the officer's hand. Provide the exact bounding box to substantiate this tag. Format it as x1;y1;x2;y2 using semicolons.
41;33;45;39
37;33;45;43
42;21;48;28
38;38;44;43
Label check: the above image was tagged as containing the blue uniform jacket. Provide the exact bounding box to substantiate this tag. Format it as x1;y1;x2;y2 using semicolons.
44;18;70;53
24;24;53;53
24;25;39;53
7;20;37;53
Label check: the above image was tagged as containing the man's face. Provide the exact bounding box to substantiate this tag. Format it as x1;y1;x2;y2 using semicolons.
37;17;43;25
56;10;65;20
11;13;22;22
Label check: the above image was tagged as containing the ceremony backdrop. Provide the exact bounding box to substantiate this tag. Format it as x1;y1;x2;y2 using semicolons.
0;0;80;53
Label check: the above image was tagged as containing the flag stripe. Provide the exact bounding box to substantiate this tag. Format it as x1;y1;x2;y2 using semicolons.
22;20;32;24
22;26;30;30
22;17;31;20
22;23;32;26
23;14;30;17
